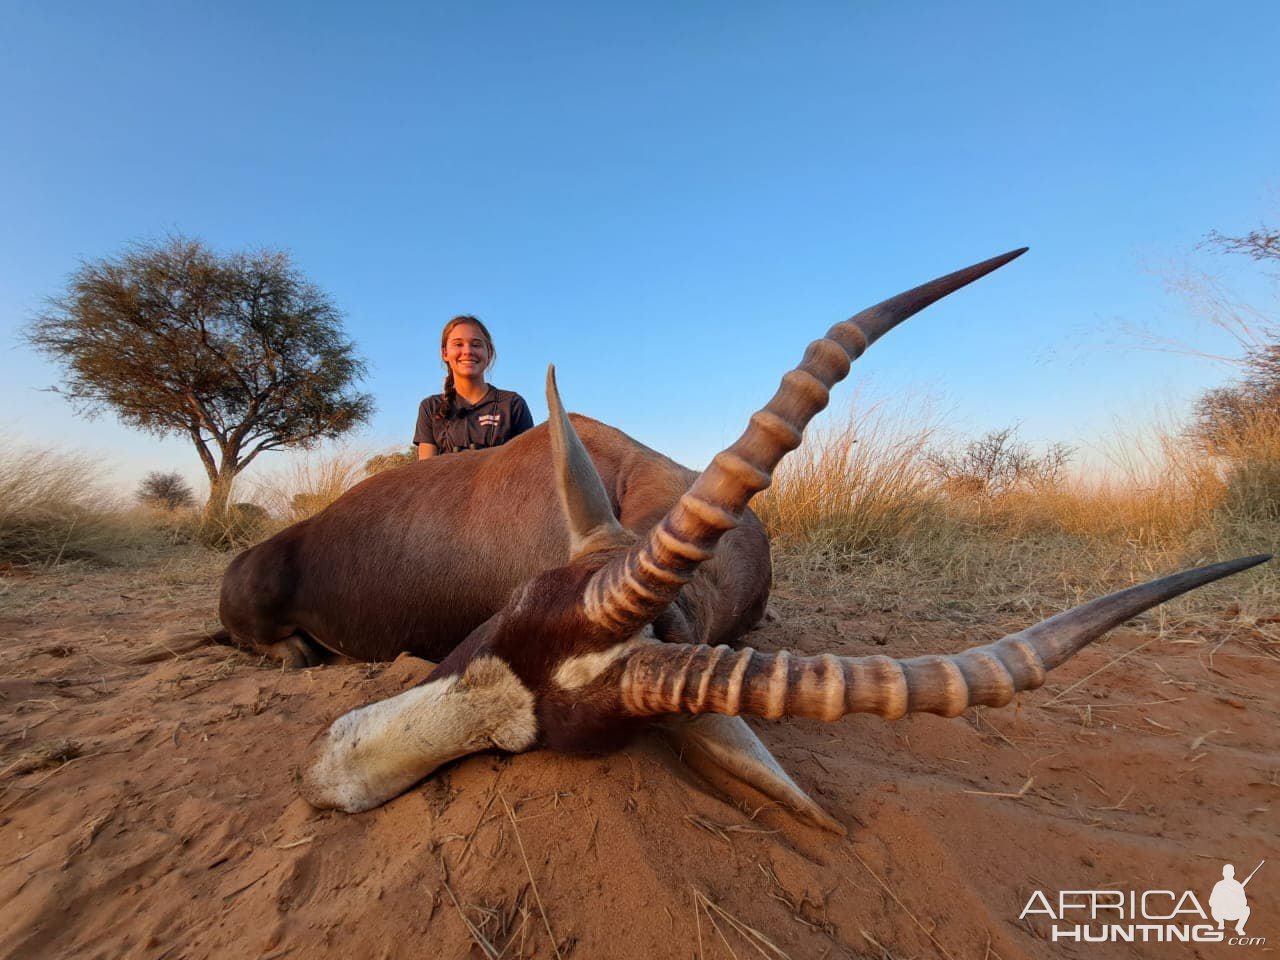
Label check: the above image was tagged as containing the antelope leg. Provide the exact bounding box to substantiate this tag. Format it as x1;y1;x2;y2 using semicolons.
300;655;536;813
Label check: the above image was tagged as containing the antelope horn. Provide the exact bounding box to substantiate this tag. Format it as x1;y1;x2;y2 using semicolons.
661;714;846;834
546;365;631;560
619;554;1270;719
581;248;1028;634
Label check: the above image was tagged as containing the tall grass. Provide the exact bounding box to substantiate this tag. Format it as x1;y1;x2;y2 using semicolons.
250;447;373;523
0;443;134;567
752;395;944;558
756;397;1278;618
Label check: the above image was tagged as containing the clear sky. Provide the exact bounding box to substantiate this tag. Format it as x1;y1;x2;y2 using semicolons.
2;2;1277;496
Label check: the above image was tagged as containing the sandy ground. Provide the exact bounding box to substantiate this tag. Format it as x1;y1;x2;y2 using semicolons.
1;553;1277;960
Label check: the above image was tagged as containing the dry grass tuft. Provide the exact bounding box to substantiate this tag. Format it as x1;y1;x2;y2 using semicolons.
191;502;270;550
0;444;125;568
251;447;372;524
753;395;944;560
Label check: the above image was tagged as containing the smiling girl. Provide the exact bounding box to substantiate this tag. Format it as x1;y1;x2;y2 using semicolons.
413;315;533;459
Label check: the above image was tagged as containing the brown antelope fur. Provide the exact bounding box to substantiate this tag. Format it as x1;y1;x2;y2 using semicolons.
215;248;1271;825
218;417;770;666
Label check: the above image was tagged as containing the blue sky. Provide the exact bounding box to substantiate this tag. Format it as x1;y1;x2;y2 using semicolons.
2;2;1277;496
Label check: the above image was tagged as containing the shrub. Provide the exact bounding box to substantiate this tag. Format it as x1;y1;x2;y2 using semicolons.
195;501;270;549
136;471;195;511
364;446;416;475
924;426;1074;498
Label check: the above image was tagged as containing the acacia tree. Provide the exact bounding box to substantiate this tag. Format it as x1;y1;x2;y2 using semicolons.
28;237;374;519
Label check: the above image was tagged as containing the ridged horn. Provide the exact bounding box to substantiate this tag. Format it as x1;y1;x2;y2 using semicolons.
619;554;1270;719
546;364;630;560
580;248;1029;633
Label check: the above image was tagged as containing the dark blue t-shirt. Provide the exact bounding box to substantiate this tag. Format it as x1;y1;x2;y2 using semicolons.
413;387;533;454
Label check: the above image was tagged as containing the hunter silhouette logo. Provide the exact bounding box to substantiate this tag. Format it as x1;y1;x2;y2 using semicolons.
1019;860;1266;945
1211;861;1264;937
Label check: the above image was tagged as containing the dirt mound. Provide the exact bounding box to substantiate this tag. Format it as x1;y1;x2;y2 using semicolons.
1;564;1276;958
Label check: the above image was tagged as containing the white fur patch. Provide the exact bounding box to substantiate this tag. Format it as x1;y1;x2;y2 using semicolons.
300;655;536;813
553;629;658;692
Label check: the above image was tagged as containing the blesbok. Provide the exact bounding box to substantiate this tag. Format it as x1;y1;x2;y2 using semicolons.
218;249;1268;830
217;423;773;667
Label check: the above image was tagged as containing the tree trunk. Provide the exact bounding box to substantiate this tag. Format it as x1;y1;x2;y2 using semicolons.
202;469;238;523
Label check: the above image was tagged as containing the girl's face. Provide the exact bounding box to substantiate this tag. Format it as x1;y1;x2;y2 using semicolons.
441;322;492;381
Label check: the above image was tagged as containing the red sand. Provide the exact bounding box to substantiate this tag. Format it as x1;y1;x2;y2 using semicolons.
2;562;1276;959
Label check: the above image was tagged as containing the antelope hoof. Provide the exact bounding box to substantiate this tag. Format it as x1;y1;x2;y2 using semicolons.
262;634;323;669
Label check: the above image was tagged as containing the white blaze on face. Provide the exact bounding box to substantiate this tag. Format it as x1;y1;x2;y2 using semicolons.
553;629;658;692
300;656;537;813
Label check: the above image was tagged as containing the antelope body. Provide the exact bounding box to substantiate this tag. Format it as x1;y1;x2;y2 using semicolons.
219;419;771;666
217;249;1269;831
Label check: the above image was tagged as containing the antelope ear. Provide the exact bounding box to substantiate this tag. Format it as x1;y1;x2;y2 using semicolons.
299;654;538;813
659;714;846;834
546;364;632;560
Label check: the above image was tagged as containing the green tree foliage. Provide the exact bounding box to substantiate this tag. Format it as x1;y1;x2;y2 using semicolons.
136;470;195;511
27;237;374;519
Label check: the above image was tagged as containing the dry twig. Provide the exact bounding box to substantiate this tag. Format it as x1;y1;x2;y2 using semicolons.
440;863;501;960
691;887;791;960
501;794;564;960
848;847;957;960
1043;640;1154;705
962;777;1035;800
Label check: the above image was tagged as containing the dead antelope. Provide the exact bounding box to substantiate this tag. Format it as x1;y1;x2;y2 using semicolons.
224;249;1268;830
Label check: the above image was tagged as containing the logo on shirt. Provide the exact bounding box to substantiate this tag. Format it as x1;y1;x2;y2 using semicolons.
477;414;502;427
